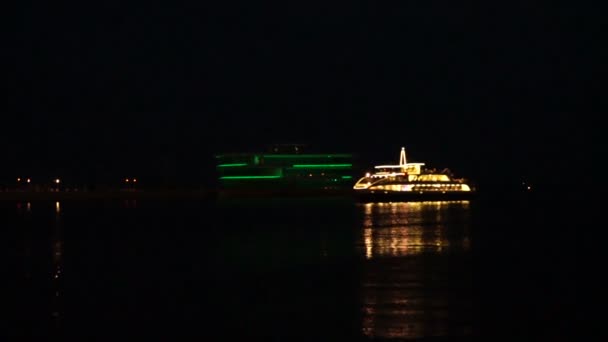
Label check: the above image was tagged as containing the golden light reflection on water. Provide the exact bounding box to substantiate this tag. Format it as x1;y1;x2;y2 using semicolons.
358;200;473;339
360;201;471;259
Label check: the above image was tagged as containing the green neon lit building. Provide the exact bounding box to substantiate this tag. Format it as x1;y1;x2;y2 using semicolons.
215;144;355;193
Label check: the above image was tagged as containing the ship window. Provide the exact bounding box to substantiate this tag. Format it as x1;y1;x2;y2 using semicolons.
417;174;451;182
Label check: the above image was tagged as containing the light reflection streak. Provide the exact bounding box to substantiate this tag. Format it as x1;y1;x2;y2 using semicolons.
359;201;471;259
52;202;63;324
357;200;473;339
363;204;373;259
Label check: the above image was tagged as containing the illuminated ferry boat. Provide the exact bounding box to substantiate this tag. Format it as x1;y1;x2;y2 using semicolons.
353;147;475;202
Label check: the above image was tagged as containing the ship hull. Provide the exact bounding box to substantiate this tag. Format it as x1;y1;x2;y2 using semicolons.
353;190;476;202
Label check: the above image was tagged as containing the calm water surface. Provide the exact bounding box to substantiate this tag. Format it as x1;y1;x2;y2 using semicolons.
7;194;576;340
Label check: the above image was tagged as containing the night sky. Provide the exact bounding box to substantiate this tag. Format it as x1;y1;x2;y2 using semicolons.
7;3;598;188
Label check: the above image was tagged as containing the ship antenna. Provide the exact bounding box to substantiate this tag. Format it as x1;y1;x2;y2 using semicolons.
399;147;407;166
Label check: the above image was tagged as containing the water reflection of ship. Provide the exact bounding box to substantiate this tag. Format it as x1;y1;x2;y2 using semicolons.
358;201;473;339
360;201;472;258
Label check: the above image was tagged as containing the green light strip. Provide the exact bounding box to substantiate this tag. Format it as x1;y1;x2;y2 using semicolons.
219;175;282;180
341;176;353;179
292;164;352;168
263;154;352;159
217;163;248;167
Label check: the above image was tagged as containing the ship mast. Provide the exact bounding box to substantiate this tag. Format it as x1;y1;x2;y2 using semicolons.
399;147;407;166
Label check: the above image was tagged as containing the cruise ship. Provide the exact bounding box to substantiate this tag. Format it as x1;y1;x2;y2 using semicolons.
353;147;475;202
